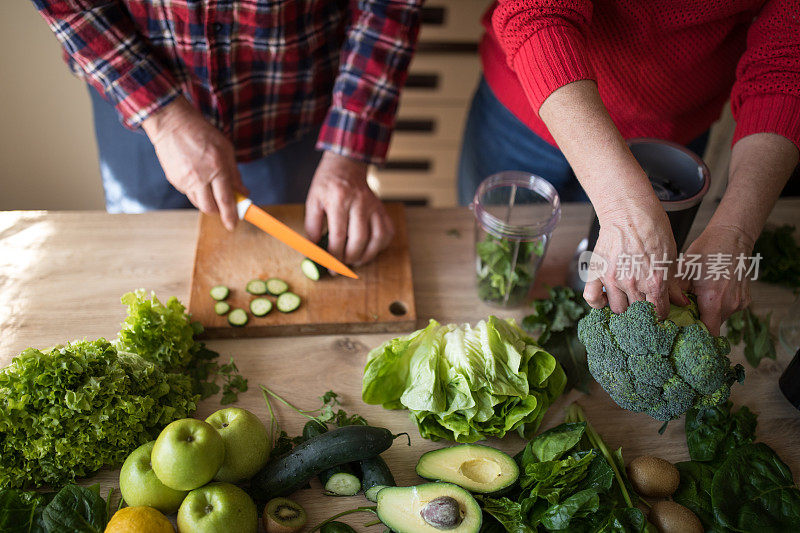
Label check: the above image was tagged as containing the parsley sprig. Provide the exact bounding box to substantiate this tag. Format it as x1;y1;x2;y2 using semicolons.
261;387;367;458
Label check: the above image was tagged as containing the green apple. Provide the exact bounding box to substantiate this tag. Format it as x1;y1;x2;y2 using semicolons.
119;441;188;513
205;407;270;482
151;418;225;491
177;482;258;533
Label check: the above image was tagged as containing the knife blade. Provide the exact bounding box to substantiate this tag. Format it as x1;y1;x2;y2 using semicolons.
234;194;359;279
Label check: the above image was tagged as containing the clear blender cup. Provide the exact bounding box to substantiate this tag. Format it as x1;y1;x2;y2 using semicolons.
472;172;561;307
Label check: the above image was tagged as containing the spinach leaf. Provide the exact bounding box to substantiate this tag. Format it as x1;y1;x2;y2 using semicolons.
41;485;108;533
523;422;585;463
564;404;637;508
479;497;535;533
522;287;592;393
557;503;654;533
672;461;716;528
685;402;756;465
487;412;653;533
539;488;600;530
476;234;544;305
522;451;597;503
753;224;800;289
711;443;800;532
725;308;776;368
575;454;614;494
0;489;48;533
594;506;654;533
479;512;512;533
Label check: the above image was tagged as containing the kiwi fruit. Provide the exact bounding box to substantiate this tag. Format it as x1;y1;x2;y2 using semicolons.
648;500;703;533
264;497;307;533
627;455;680;497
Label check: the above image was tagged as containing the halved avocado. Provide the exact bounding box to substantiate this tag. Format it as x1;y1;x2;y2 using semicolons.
376;483;481;533
415;444;519;494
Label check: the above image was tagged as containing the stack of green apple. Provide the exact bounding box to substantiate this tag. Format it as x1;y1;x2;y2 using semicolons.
119;407;270;533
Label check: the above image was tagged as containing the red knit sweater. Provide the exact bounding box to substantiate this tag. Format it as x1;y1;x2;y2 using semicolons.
482;0;800;151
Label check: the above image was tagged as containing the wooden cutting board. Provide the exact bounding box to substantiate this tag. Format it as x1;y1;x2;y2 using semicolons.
188;203;416;338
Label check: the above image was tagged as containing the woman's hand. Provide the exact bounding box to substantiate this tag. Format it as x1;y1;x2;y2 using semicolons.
304;151;394;266
538;81;686;318
585;198;687;319
680;133;797;334
142;97;248;231
678;225;754;335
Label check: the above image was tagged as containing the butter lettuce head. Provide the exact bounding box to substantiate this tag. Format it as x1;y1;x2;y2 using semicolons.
362;317;566;443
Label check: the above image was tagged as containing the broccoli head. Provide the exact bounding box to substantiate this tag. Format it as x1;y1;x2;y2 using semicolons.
577;299;744;421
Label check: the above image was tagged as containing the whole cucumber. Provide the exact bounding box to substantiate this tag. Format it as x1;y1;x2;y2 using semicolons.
360;455;395;493
302;420;362;493
251;425;396;500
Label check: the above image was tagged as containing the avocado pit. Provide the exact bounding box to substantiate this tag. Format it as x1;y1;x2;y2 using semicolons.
421;496;463;530
376;483;482;533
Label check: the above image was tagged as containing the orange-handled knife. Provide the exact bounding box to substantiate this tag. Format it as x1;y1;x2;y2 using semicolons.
234;193;358;279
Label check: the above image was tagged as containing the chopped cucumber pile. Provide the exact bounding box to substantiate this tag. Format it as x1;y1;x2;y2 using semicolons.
227;308;249;327
250;297;273;317
210;285;230;300
246;279;268;295
212;259;319;325
277;292;301;313
301;259;322;281
266;278;289;295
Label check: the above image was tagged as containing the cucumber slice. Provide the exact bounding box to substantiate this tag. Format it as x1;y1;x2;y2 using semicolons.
246;279;268;295
301;259;322;281
266;278;289;295
210;285;230;300
365;484;387;503
324;472;361;496
227;308;249;327
276;292;301;313
250;297;273;317
214;301;231;315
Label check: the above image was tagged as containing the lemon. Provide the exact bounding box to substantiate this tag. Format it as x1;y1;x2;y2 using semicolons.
105;506;175;533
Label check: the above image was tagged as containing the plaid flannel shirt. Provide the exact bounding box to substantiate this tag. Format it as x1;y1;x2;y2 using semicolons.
32;0;423;163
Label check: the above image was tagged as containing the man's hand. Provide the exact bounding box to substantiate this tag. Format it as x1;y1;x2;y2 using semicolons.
304;151;394;266
142;97;247;230
678;225;754;335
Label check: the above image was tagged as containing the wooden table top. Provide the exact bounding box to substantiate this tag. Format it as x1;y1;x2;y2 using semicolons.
1;200;799;530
